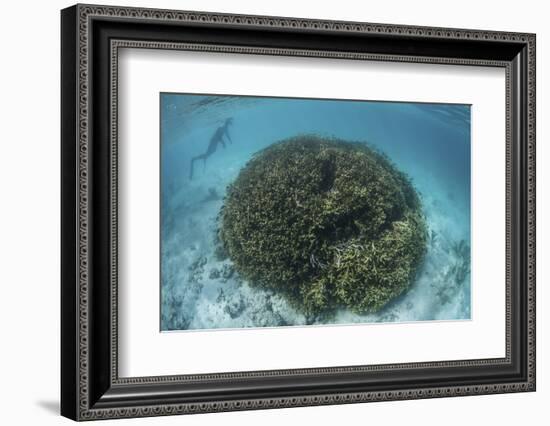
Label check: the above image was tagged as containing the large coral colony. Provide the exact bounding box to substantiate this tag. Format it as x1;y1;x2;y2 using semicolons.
219;135;428;317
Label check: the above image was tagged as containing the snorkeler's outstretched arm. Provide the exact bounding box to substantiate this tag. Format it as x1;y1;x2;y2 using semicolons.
224;128;233;144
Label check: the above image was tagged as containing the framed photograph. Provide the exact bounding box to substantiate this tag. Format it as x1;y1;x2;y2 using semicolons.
61;4;536;421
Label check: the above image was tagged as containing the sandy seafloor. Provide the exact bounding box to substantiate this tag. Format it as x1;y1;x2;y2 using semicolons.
160;94;472;331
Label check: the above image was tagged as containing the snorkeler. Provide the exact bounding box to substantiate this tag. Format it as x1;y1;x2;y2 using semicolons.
189;118;233;180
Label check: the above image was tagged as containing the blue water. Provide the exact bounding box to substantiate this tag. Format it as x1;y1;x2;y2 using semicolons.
160;93;471;331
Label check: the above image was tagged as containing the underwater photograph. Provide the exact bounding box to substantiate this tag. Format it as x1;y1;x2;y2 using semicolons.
160;93;471;331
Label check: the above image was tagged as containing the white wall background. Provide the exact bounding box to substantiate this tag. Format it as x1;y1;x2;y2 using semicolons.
0;0;546;424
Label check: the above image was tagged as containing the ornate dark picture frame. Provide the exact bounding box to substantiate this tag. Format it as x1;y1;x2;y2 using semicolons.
61;3;536;421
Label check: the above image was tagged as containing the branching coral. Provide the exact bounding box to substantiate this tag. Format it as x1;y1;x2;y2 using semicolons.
219;135;427;316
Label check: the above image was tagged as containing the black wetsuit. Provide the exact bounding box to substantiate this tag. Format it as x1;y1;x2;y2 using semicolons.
190;121;232;179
